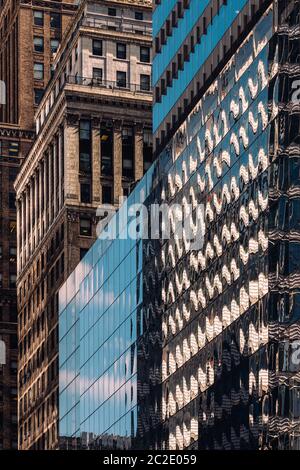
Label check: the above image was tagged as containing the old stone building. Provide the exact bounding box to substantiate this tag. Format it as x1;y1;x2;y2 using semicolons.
0;0;78;449
0;126;33;449
0;0;77;128
15;0;152;450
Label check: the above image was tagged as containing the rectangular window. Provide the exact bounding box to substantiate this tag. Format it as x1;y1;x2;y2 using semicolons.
140;46;150;63
9;193;15;209
33;11;44;27
50;39;59;53
116;71;126;88
102;186;112;204
34;36;44;53
9;274;16;289
80;218;92;236
80;183;91;203
92;68;103;83
9;142;19;157
108;7;117;16
0;246;2;259
34;89;44;105
0;274;2;288
34;62;44;80
135;11;143;20
79;120;91;174
116;43;126;59
101;125;113;175
50;12;61;29
92;39;103;56
122;128;134;177
143;129;153;172
140;74;150;91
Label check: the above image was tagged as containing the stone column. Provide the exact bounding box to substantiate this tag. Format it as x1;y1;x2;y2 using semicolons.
34;171;38;250
20;195;25;270
64;114;79;204
134;123;144;182
48;146;53;224
43;155;47;233
92;117;101;205
53;137;58;217
38;163;42;243
113;120;123;206
25;186;29;261
16;199;20;274
58;127;63;210
29;179;33;256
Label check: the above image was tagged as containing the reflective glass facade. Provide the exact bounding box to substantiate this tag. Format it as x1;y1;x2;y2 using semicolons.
59;0;300;450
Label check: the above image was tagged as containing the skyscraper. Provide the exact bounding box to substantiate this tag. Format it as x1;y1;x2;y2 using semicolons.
15;0;152;450
59;0;300;450
0;0;77;449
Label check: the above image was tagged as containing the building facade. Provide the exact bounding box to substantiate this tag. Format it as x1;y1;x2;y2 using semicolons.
15;0;152;450
0;0;77;129
0;0;77;449
59;0;300;450
0;126;33;449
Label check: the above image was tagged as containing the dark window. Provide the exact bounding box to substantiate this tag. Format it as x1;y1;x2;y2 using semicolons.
140;74;150;91
92;68;103;83
143;129;153;172
34;89;44;105
0;274;2;288
80;218;92;236
9;274;16;289
135;11;143;20
122;128;134;177
101;125;113;175
79;120;91;174
117;71;126;88
50;12;61;29
34;62;44;80
33;11;44;27
9;193;15;209
50;39;59;53
0;246;2;259
116;43;126;60
80;248;88;260
102;186;112;204
80;183;91;203
108;7;117;16
9;247;17;263
140;46;150;63
92;39;103;56
9;167;18;182
34;36;44;53
9;142;19;157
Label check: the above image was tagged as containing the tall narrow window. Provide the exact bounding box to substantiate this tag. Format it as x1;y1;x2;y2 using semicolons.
34;37;44;53
34;11;44;27
143;129;153;172
79;120;91;174
101;125;113;175
140;46;150;63
50;12;61;29
117;71;126;88
140;74;150;91
34;63;44;80
122;128;134;178
92;39;103;56
116;43;126;59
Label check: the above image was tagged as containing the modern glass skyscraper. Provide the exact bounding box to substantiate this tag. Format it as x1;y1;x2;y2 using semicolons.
59;0;300;450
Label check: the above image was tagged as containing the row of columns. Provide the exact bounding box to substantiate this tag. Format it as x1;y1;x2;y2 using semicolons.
17;127;64;272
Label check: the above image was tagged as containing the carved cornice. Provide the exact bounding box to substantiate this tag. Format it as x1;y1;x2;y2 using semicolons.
0;126;35;140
